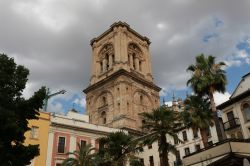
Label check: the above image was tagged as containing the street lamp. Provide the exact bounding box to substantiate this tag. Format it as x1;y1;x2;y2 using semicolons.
43;88;66;111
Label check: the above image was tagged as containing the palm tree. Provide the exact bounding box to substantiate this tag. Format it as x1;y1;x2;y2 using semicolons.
140;105;181;166
181;95;214;148
187;54;227;141
97;131;140;166
62;143;96;166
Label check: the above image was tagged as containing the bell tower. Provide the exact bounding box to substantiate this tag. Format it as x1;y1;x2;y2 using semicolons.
83;22;161;133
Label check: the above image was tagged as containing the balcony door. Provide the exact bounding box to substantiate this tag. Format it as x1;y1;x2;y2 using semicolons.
227;111;235;127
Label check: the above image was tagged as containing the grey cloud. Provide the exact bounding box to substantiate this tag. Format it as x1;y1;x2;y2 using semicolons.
0;0;250;100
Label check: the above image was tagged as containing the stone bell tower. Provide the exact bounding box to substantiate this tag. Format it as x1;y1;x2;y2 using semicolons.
83;22;161;133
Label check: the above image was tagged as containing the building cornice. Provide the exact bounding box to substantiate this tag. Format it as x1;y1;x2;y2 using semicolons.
51;122;119;136
83;69;161;93
90;21;151;46
230;72;250;98
217;90;250;110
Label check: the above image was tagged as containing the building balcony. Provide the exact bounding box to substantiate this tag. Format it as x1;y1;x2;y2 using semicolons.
223;118;241;131
183;139;250;166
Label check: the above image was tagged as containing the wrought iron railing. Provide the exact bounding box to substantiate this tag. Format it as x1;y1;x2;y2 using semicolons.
223;118;240;131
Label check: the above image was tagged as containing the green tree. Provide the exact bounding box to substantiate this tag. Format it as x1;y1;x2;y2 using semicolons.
62;143;96;166
0;54;46;166
181;95;213;147
140;106;181;166
187;54;227;141
97;131;140;166
129;157;144;166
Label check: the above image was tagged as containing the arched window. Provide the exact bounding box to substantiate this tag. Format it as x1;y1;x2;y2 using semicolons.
102;97;106;105
112;54;115;63
140;95;143;104
99;43;114;73
139;61;142;71
106;53;109;69
132;53;136;69
242;103;250;121
128;43;143;71
100;62;103;73
101;111;106;124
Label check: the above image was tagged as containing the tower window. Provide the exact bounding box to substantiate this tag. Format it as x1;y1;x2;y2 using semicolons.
100;62;103;73
102;97;106;105
140;95;143;103
139;61;142;71
132;53;136;69
106;54;109;70
112;54;115;63
101;111;106;124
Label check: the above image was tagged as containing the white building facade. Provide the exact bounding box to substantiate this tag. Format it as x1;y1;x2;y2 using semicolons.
218;73;250;139
138;99;219;166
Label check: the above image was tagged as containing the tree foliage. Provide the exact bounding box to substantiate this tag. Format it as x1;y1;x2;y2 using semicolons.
186;54;227;96
140;106;181;166
97;131;141;166
181;95;213;147
187;54;227;141
62;143;96;166
0;54;46;165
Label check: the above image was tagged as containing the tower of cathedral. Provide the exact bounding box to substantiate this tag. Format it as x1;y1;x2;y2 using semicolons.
83;22;161;133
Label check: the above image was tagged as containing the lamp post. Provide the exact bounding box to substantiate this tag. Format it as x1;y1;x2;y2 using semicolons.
43;88;66;111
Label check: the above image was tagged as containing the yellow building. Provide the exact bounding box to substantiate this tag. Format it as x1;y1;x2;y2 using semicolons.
24;111;50;166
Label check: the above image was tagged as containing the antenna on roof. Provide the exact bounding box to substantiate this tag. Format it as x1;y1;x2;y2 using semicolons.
172;91;176;102
162;98;166;106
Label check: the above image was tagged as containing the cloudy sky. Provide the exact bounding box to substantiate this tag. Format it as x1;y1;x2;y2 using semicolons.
1;0;250;113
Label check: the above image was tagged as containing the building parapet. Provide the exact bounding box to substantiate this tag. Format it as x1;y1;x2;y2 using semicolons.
183;139;250;166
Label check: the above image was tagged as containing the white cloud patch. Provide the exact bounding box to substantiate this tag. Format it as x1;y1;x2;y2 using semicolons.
164;101;173;107
12;1;76;32
225;59;242;67
214;91;231;106
47;99;64;114
156;22;167;30
1;0;250;112
73;95;86;108
225;49;250;67
237;50;248;58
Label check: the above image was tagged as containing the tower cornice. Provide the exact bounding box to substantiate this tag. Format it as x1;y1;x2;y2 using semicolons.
83;69;161;94
90;21;151;46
